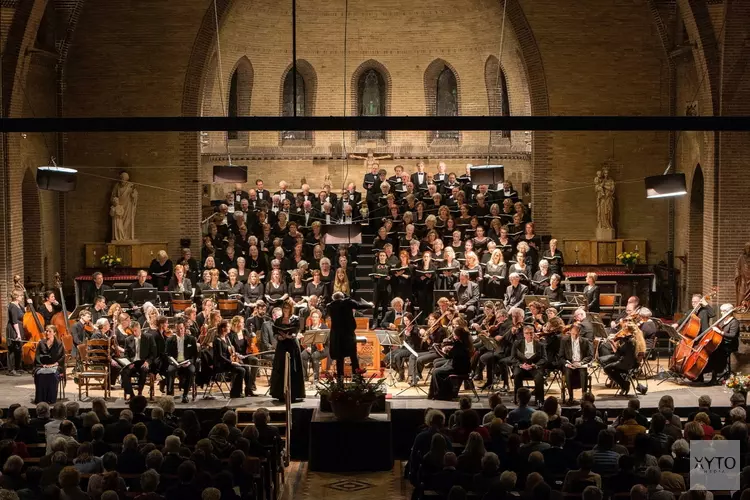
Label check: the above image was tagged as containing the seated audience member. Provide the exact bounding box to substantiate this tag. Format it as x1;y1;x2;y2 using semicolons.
671;439;691;473
632;433;657;471
610;455;642;493
59;466;89;500
146;406;174;446
562;452;601;493
448;396;473;428
590;430;621;476
644;466;676;500
457;432;486;475
507;388;535;426
541;428;569;477
693;412;715;439
482;393;504;425
576;402;606;445
419;433;449;485
73;442;103;475
648;412;674;457
472;452;503;495
658;455;686;491
520;425;551;461
429;452;464;493
138;469;162;500
451;410;489;444
164;460;200;500
161;436;185;475
104;409;134;444
615;408;647;447
688;395;724;431
118;434;147;474
410;410;452;485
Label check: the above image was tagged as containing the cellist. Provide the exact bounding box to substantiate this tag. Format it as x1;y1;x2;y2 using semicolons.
673;294;715;334
5;290;27;376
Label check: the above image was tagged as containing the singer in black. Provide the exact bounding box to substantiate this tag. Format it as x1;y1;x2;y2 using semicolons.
269;301;305;402
34;325;65;404
371;251;391;327
165;319;198;403
328;292;374;381
121;322;156;399
5;290;25;376
583;273;601;313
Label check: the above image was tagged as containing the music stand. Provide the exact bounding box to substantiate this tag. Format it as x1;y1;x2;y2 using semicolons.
131;287;157;305
470;165;505;186
157;291;175;307
395;337;429;397
103;288;128;304
323;224;363;246
375;330;403;388
302;330;329;348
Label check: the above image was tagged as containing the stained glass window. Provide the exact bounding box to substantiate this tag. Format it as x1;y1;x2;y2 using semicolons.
358;69;385;140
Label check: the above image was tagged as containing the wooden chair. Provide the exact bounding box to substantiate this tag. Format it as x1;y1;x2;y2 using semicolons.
77;340;111;399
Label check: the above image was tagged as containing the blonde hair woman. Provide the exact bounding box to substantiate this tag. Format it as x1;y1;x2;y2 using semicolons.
332;267;350;296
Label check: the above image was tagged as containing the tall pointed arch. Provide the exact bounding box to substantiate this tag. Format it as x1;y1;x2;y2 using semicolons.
279;59;317;142
424;59;461;142
485;55;511;141
227;56;254;141
351;59;392;142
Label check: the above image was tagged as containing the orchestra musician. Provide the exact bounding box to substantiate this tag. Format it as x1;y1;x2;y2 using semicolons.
213;320;253;398
89;317;123;385
602;322;644;395
637;308;658;346
386;313;420;382
121;322;156;399
474;308;512;391
511;325;547;406
5;290;26;376
150;317;171;391
228;316;258;395
70;310;92;368
427;326;473;401
165;318;198;403
269;301;305;402
504;273;528;309
610;296;641;329
39;290;61;325
33;325;65;404
454;271;480;320
84;272;111;305
381;297;407;330
559;323;593;405
409;312;448;386
673;294;715;334
716;303;740;381
300;309;328;383
91;296;108;324
573;307;595;341
583;273;601;313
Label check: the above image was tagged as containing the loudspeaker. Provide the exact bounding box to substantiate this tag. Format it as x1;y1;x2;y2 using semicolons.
213;165;248;183
645;173;687;199
36;167;78;192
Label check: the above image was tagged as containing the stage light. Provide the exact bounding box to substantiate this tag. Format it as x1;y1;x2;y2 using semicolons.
645;173;687;199
36;165;78;192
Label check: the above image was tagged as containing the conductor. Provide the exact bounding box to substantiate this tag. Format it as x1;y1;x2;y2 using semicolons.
327;292;373;380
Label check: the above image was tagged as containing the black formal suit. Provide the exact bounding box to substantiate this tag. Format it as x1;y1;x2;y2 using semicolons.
578;316;595;341
603;336;637;393
504;284;529;309
121;334;157;397
428;337;472;400
274;190;295;203
213;336;251;397
511;338;547;404
454;281;480;320
149;330;169;376
327;297;371;376
411;172;430;190
84;283;111;304
559;335;593;400
70;321;87;359
255;189;271;203
583;285;600;313
165;334;199;399
380;309;406;330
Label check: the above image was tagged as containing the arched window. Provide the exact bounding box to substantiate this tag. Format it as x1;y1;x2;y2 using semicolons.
425;60;459;142
228;71;240;140
357;69;386;140
484;56;511;141
226;57;253;142
282;70;308;141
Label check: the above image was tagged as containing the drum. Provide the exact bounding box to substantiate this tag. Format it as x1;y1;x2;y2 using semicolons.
218;299;240;318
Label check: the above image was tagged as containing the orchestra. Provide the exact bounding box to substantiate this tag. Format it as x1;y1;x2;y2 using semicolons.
6;164;747;406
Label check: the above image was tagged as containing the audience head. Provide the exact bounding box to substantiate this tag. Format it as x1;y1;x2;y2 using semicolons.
630;484;648;500
645;466;661;486
549;428;565;447
102;452;118;471
58;467;81;490
443;452;458;468
464;432;486;457
447;486;467;500
517;387;532;406
425;409;446;428
528;425;545;443
146;449;164;470
500;470;517;489
582;486;604;500
140;469;160;493
481;452;500;474
530;411;549;429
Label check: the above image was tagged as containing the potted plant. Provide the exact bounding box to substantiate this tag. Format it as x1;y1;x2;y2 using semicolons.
317;369;387;421
725;373;750;398
100;254;123;272
617;251;639;273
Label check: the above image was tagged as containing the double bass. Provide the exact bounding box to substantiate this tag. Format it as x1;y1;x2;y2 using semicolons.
669;288;716;376
13;275;45;366
50;273;75;354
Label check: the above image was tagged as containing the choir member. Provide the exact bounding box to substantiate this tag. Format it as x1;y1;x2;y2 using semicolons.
484;249;507;299
504;273;528;309
583;272;601;313
371;250;392;325
511;325;547;406
532;259;552;294
306;269;329;304
332;267;350;297
390;251;413;303
220;269;244;296
543;274;565;304
265;269;289;306
415;251;438;316
463;251;483;282
439;247;461;290
454;271;480;320
541;238;564;277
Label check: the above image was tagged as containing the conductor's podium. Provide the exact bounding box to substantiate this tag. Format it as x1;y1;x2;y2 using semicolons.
321;317;382;377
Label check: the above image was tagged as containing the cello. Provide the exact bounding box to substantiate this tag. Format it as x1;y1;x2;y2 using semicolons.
669;288;717;374
50;273;75;354
13;275;45;366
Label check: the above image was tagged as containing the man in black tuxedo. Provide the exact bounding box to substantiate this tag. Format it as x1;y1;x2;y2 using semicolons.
165;318;199;403
299;184;317;208
454;271;480;320
345;182;362;206
319;202;338;225
70;310;92;368
559;323;593;404
295;200;318;228
150;316;170;381
84;272;111;304
512;325;547;406
411;161;430;191
254;179;271;203
121;325;157;398
501;181;519;202
274;180;295;203
328;292;373;381
363;163;379;191
504;273;529;309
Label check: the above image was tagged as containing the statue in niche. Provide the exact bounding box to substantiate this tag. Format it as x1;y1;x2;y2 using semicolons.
110;171;138;242
736;242;750;307
594;166;615;232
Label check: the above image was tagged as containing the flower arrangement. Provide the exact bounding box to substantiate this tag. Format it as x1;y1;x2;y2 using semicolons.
100;254;123;269
317;369;387;404
725;373;750;393
617;251;640;267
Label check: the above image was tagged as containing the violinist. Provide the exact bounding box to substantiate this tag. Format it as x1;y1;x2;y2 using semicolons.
602;322;644;395
543;274;565;304
428;326;473;401
183;306;200;337
108;302;122;331
39;290;61;325
386;313;421;383
213;320;253;398
511;325;547;406
527;301;548;333
91;296;108;324
637;308;658;345
559;323;593;405
474;308;512;391
583;273;601;313
381;298;407;330
228;315;258;395
121;322;156;400
115;313;133;346
33;325;65;404
300;309;328;382
169;264;193;297
409;312;448;386
610;296;641;329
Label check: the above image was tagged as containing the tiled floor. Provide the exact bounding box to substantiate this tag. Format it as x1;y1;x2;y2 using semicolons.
281;461;412;500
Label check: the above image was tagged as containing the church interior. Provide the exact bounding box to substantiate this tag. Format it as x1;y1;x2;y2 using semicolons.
2;0;750;499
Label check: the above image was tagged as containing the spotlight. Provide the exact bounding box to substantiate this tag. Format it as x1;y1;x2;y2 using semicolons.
645;173;687;199
36;162;78;192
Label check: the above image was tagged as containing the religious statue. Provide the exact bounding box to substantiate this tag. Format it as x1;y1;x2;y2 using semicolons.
348;149;392;170
594;166;615;231
110;171;138;242
736;242;750;306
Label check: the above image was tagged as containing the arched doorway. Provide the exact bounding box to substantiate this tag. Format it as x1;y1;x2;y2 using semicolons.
22;168;43;283
687;165;704;304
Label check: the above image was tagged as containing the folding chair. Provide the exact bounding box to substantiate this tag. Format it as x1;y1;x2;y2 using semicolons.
449;374;480;402
202;370;231;399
